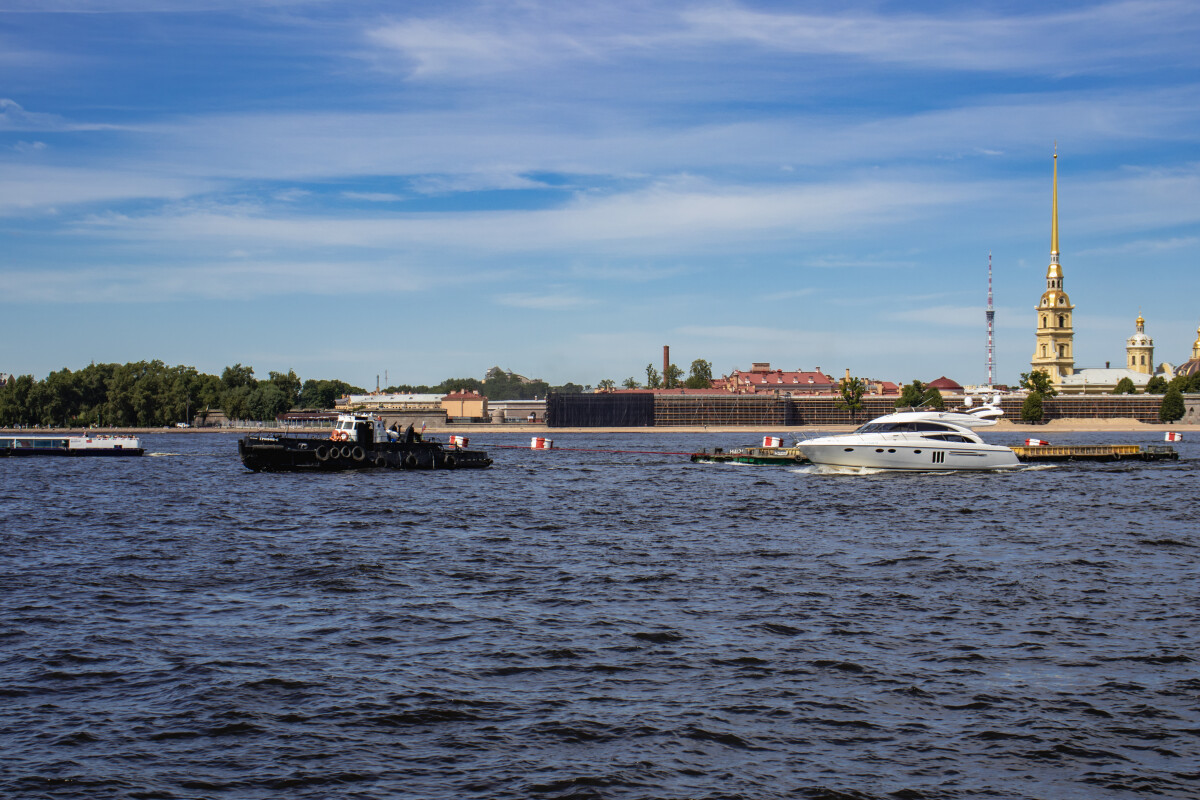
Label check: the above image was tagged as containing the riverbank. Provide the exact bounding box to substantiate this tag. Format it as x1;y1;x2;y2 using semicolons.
5;419;1197;435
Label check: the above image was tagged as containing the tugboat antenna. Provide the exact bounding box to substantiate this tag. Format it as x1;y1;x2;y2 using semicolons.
986;251;995;388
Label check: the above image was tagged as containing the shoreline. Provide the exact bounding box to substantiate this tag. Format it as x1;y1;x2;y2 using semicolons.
4;419;1196;435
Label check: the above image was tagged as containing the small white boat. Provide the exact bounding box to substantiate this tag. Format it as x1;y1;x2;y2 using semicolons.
0;433;144;457
796;408;1019;471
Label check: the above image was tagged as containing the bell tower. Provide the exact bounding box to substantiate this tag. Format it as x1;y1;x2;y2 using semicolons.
1125;314;1154;375
1031;147;1075;384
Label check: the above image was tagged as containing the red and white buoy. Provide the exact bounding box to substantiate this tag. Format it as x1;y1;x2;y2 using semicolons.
1025;438;1050;446
531;437;554;450
762;436;782;448
1165;431;1183;442
449;435;469;447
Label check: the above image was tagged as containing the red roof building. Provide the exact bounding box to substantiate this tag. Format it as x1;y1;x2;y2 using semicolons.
926;376;964;394
712;363;837;394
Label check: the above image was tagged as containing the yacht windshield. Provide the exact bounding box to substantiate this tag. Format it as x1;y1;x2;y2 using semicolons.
853;420;962;434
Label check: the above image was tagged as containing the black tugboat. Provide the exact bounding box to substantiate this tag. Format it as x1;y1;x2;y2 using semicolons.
238;413;492;472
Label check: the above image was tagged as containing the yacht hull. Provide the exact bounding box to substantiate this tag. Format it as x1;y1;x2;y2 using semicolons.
798;441;1020;471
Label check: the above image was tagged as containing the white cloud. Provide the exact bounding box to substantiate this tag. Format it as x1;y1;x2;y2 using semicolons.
0;258;448;304
62;176;969;256
496;291;591;310
0;98;122;132
366;18;595;78
0;164;213;214
885;305;984;327
341;191;404;202
363;2;1200;79
272;188;311;202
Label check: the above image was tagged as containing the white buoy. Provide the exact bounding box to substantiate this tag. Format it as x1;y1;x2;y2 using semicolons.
1165;431;1183;442
1025;438;1050;446
531;437;554;450
762;436;782;447
449;435;468;447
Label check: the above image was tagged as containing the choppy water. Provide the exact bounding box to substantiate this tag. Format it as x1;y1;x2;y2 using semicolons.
2;430;1198;800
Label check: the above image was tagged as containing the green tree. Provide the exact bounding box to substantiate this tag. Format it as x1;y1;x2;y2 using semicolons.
836;375;867;421
1112;377;1137;394
221;363;256;391
663;363;684;389
684;359;713;389
222;385;253;421
921;387;946;410
299;379;361;409
1021;390;1045;423
0;374;36;426
268;369;302;408
597;379;616;391
1145;375;1169;394
645;363;662;389
246;383;292;421
895;380;927;409
1159;386;1185;422
1019;369;1058;398
622;377;640;389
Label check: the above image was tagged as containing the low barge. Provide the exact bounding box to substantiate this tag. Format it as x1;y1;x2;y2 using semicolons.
1011;444;1178;463
238;413;492;472
0;433;143;457
691;445;810;466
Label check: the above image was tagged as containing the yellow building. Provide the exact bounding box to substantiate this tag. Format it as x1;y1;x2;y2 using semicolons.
1176;324;1200;379
442;391;488;420
1125;314;1154;375
1031;149;1075;384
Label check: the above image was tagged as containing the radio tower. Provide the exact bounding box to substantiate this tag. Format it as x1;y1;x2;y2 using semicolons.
985;251;995;388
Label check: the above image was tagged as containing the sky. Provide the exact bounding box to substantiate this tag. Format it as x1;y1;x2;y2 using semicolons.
2;0;1199;389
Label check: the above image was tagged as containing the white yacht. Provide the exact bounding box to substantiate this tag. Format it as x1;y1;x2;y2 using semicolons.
796;408;1019;471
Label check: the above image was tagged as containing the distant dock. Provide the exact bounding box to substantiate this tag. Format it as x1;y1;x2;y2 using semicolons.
1010;444;1178;463
690;446;809;466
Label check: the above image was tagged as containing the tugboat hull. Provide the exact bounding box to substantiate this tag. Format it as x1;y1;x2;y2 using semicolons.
238;434;492;473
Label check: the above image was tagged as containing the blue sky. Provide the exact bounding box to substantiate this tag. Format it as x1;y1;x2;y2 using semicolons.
2;1;1198;388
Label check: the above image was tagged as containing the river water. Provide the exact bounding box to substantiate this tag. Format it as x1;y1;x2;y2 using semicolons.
2;430;1198;799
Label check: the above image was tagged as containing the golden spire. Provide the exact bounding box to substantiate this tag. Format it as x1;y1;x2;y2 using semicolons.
1051;143;1059;256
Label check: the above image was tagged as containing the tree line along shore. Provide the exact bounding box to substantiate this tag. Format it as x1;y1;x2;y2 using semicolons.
2;361;1196;430
0;361;585;429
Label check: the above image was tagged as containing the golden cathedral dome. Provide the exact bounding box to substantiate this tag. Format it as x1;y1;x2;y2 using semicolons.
1039;290;1071;308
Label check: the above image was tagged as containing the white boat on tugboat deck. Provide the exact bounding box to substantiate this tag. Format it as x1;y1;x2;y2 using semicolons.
238;412;492;472
796;406;1020;472
1;433;144;457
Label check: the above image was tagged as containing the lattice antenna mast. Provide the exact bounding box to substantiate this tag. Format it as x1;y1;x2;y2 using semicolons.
986;251;995;388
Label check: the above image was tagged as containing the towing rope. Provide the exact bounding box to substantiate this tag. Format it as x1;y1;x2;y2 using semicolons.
474;443;696;456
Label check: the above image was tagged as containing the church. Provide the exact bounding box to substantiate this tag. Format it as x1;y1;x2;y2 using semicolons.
1030;151;1197;394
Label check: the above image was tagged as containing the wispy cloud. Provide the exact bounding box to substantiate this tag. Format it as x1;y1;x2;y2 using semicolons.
61;176;970;254
1076;235;1199;257
0;163;213;214
496;291;591;310
364;2;1200;79
0;98;121;132
0;258;452;304
341;190;404;203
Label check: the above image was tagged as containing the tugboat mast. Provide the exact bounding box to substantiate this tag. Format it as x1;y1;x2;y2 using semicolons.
986;251;995;388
